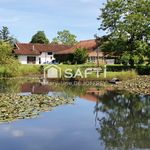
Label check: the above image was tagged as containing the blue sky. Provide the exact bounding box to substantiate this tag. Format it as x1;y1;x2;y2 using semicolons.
0;0;106;42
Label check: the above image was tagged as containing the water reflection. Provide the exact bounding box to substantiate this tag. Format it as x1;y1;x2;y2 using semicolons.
0;79;105;123
95;90;150;150
0;79;150;150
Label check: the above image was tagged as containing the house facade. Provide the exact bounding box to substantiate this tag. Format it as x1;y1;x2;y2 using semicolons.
14;43;71;64
55;39;105;63
14;39;115;64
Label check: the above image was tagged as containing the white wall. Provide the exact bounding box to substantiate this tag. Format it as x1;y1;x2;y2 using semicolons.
40;52;55;64
106;59;115;64
18;52;55;64
36;56;40;64
18;55;27;64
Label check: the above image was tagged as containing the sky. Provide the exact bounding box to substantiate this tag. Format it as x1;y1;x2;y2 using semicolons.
0;0;106;42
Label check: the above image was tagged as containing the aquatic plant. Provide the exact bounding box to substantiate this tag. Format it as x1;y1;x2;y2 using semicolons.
0;94;74;123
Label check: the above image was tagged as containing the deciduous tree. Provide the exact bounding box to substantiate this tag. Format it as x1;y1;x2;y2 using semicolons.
30;31;49;44
98;0;150;66
52;30;77;45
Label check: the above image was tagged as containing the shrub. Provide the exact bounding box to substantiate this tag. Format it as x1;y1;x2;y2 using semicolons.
136;65;150;75
73;48;89;64
106;65;132;72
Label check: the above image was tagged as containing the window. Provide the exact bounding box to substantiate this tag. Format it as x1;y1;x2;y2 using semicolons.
48;52;53;55
27;56;36;64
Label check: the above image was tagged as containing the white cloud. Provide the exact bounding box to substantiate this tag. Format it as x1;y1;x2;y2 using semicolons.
12;130;24;137
0;126;24;138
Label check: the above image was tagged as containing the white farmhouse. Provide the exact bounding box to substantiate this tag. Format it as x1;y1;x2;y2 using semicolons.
14;43;71;64
14;40;115;65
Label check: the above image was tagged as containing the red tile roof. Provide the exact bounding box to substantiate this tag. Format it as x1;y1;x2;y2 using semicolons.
56;39;98;54
14;40;100;56
14;43;72;55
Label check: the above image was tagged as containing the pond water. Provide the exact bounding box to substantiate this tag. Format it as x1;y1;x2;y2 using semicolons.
0;79;149;150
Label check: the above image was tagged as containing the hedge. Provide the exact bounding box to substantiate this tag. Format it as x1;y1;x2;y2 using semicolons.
106;65;150;75
106;65;132;72
136;65;150;75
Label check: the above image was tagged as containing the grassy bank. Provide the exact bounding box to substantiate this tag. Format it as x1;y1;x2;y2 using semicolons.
0;64;138;81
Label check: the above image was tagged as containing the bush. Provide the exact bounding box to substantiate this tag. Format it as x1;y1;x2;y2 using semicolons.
106;64;150;75
136;65;150;75
73;48;89;64
106;65;132;72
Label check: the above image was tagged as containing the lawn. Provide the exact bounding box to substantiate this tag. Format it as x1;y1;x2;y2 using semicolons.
0;63;138;80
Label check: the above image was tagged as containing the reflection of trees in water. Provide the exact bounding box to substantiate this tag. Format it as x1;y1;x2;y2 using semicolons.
95;91;150;150
50;83;89;97
0;79;39;93
0;79;20;93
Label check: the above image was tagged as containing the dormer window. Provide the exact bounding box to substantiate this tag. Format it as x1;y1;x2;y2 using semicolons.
48;52;53;55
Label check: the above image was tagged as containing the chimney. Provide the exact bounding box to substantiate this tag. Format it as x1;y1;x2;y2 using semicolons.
32;45;35;51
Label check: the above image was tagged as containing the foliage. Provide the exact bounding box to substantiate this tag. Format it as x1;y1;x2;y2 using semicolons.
18;65;41;76
0;41;19;77
30;31;49;44
54;54;74;64
98;0;150;66
0;26;17;44
136;65;150;75
106;64;132;72
106;64;150;75
73;48;89;64
52;30;77;45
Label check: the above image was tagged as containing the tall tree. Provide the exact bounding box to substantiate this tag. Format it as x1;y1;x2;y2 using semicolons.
0;26;15;44
98;0;150;66
52;30;77;45
30;31;49;44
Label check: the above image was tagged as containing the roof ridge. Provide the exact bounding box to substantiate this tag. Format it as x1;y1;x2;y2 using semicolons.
16;42;72;47
79;39;96;42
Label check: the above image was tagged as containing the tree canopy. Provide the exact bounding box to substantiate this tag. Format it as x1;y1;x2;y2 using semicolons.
73;48;89;64
0;26;17;44
30;31;49;44
98;0;150;65
52;30;77;45
0;41;19;76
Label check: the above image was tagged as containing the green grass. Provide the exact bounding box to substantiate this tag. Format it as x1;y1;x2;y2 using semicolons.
100;70;137;80
18;65;41;76
55;64;137;81
0;64;138;80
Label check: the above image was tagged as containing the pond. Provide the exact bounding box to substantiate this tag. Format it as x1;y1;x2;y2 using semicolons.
0;79;149;150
